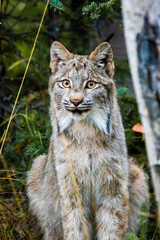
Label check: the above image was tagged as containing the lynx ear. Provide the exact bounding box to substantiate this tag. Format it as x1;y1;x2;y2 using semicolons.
89;42;114;78
50;41;72;73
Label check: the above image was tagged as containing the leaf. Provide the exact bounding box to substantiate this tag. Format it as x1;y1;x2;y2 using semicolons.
132;123;144;133
8;59;26;71
28;93;34;100
14;145;21;153
117;87;129;97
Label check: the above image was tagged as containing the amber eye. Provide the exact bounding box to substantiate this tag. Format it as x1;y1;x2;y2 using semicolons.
86;81;96;89
62;80;71;88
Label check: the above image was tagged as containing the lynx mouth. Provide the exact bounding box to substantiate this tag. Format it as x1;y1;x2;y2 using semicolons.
66;108;90;114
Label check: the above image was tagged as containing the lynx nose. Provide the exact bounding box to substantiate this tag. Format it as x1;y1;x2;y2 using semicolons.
70;98;83;107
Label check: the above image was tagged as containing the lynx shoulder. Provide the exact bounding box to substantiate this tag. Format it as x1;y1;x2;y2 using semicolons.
27;41;148;240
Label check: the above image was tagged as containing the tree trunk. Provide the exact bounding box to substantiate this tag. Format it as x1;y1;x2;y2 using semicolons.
122;0;160;225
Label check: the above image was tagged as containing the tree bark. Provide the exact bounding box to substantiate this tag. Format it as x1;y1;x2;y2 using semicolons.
122;0;160;225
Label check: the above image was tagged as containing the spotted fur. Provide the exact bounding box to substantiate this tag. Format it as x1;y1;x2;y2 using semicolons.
27;41;148;240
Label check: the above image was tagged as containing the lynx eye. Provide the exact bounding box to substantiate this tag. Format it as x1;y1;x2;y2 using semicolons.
86;81;96;89
62;80;71;88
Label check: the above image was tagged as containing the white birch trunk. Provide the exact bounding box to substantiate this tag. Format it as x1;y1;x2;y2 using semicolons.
122;0;160;225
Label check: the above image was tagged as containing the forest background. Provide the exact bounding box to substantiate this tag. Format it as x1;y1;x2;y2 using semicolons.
0;0;159;239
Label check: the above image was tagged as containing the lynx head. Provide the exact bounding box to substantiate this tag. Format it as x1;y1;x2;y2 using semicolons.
49;41;115;135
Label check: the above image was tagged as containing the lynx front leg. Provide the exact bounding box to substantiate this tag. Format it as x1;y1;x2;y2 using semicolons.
96;181;129;240
56;162;91;240
44;230;60;240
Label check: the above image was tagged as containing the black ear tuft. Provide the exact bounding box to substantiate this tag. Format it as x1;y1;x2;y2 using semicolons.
104;32;115;43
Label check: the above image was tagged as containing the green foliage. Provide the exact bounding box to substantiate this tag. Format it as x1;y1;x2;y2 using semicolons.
125;203;148;240
117;87;149;174
140;203;148;240
49;0;65;11
117;87;129;97
117;87;140;153
115;59;131;85
3;145;16;162
82;0;120;20
117;87;140;128
3;91;51;172
125;233;139;240
1;0;54;99
1;90;51;239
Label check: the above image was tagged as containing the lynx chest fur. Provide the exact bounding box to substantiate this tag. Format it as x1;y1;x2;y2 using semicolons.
27;41;148;240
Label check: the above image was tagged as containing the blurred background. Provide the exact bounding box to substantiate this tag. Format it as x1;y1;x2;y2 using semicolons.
0;0;159;239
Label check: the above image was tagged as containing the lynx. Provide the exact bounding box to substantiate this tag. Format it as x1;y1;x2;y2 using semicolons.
27;41;148;240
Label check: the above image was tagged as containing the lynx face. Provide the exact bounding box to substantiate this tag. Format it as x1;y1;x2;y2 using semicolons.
49;41;115;134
